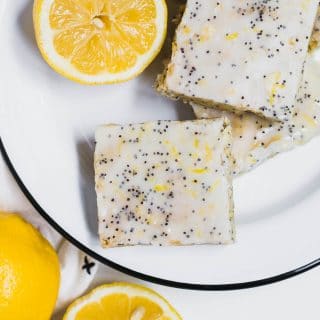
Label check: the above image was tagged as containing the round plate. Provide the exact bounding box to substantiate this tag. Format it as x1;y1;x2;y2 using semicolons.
1;0;320;290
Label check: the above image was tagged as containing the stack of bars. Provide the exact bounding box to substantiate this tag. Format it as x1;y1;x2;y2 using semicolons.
95;0;320;248
157;0;320;175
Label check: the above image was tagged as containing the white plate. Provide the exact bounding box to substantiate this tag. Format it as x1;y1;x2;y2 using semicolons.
1;0;320;289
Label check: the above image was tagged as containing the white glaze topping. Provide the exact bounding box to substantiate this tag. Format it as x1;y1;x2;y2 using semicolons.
95;119;234;247
164;0;318;121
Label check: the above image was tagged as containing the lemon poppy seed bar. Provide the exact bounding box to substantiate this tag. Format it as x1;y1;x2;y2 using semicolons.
157;0;319;121
95;119;235;248
192;44;320;174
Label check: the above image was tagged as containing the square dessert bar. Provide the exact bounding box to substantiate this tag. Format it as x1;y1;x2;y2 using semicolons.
95;119;235;247
157;0;318;121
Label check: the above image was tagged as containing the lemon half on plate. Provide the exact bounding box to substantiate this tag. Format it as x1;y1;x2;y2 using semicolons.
63;282;182;320
33;0;167;84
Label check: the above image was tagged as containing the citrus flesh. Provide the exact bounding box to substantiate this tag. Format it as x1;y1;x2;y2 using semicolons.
63;282;182;320
33;0;167;84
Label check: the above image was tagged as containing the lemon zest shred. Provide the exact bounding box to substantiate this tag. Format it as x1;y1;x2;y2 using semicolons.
205;144;213;161
164;140;180;158
209;179;221;192
269;72;285;105
182;25;191;34
191;168;208;174
154;184;169;192
302;113;317;127
225;32;239;40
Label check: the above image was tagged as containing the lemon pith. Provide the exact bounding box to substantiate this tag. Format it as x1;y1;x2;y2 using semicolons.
33;0;167;84
63;282;182;320
0;212;60;320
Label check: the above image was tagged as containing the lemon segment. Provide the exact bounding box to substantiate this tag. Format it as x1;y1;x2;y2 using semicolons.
63;282;182;320
33;0;167;84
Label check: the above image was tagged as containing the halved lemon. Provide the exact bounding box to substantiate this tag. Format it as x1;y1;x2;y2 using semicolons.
63;282;182;320
0;212;60;319
33;0;167;84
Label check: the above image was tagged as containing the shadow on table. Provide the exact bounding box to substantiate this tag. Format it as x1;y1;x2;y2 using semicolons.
76;139;98;237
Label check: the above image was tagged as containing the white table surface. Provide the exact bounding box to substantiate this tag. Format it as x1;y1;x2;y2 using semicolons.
0;154;319;320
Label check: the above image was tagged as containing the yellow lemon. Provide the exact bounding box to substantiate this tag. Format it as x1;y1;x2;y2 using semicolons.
0;212;60;320
33;0;167;84
63;282;182;320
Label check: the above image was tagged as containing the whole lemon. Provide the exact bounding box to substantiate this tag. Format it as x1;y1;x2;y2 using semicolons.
0;212;60;319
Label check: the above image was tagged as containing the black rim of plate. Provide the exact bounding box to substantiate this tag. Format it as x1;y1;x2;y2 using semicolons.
1;137;320;291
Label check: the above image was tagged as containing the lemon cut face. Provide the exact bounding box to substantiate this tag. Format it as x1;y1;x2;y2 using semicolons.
34;0;167;84
63;282;182;320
